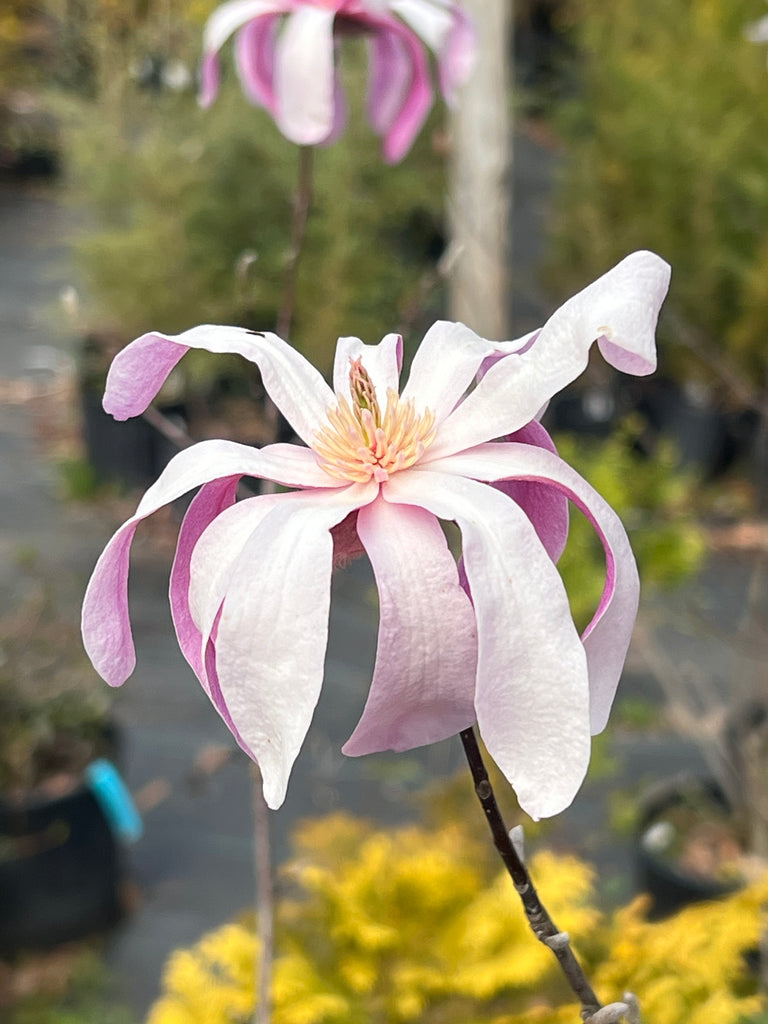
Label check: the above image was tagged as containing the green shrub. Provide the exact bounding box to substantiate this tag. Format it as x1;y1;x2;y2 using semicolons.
547;0;768;391
554;421;706;629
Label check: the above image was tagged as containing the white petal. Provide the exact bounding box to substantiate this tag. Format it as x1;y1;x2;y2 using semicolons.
274;7;337;145
203;0;288;55
384;468;591;819
105;325;335;446
135;440;333;518
431;442;640;734
429;251;671;458
401;320;495;423
332;333;403;398
215;482;376;808
189;492;287;642
343;498;476;755
389;0;453;51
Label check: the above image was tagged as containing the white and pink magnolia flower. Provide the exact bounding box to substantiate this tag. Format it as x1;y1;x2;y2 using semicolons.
199;0;475;162
82;250;670;819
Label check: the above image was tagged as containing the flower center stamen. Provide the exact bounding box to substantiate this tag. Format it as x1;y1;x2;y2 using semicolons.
313;358;436;483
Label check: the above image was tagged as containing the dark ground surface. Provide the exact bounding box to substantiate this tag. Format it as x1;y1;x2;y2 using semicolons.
0;136;755;1018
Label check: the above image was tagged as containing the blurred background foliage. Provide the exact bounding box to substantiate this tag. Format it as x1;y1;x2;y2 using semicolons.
548;0;768;404
554;420;706;629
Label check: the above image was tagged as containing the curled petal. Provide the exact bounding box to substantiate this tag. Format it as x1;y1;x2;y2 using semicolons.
333;332;403;399
188;492;287;646
319;71;349;147
199;51;222;109
202;0;287;60
213;483;376;808
170;476;241;685
274;6;337;145
389;0;475;103
82;440;334;688
343;497;476;756
431;442;640;735
103;325;334;445
235;12;280;112
429;251;671;458
170;487;260;760
186;493;288;757
376;16;434;163
367;29;412;136
494;422;569;564
401;320;495;423
383;469;591;820
389;0;456;50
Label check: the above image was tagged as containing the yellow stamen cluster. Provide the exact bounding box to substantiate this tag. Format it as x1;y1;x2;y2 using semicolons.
314;360;436;484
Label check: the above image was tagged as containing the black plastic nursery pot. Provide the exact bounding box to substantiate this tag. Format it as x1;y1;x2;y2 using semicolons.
635;776;743;920
0;780;122;955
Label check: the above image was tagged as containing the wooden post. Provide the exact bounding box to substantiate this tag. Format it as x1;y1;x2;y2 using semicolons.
448;0;513;340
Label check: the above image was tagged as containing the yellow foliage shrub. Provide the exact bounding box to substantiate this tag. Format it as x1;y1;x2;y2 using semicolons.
146;813;768;1024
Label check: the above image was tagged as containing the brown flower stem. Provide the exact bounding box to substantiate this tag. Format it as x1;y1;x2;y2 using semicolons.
260;143;313;442
251;764;274;1024
459;727;603;1021
141;405;193;449
276;144;314;344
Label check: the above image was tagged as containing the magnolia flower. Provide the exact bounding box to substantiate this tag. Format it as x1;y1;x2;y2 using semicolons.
82;251;670;819
200;0;475;162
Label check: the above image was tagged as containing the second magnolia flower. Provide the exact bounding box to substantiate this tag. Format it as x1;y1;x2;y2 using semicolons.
200;0;475;162
82;251;670;819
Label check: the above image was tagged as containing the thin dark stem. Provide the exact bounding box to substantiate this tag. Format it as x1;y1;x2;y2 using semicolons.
276;145;314;342
459;727;602;1021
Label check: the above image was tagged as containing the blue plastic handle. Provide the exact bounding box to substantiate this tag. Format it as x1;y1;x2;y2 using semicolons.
85;759;144;844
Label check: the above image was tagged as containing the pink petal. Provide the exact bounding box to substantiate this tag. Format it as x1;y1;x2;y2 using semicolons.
430;441;640;735
318;70;348;147
376;17;434;163
429;251;671;459
332;332;403;398
343;497;476;756
388;0;475;103
186;494;288;748
235;12;280;112
401;320;495;423
82;440;334;688
203;611;256;759
188;492;288;644
169;477;241;685
81;521;137;687
202;0;288;56
383;468;591;820
494;422;569;563
274;6;337;145
366;29;412;135
200;0;289;106
476;329;540;383
199;52;222;108
213;482;377;808
169;489;260;760
103;325;334;446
